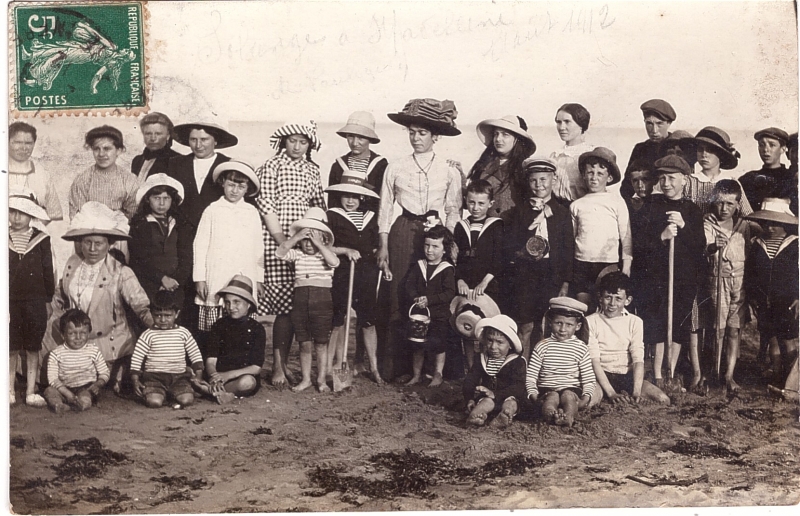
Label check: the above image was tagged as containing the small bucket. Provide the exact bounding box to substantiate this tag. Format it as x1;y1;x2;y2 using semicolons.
407;305;431;343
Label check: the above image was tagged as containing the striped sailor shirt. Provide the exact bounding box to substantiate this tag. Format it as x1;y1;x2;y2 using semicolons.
280;249;338;288
484;356;507;377
526;336;596;399
130;326;203;374
9;228;33;255
47;343;110;389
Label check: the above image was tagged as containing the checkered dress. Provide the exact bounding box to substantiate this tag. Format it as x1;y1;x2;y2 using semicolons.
255;150;326;315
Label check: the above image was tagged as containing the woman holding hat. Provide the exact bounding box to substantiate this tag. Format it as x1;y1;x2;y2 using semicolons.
131;112;182;182
129;173;193;305
328;111;387;213
550;103;595;202
467;115;535;216
255;121;326;387
41;202;153;392
167;121;238;228
377;98;463;381
69;125;139;220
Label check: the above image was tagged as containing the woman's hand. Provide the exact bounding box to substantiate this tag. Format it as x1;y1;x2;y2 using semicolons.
377;245;389;272
196;281;208;301
473;280;489;299
161;276;180;291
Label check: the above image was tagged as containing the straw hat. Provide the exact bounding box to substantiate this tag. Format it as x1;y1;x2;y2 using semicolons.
746;198;798;226
476;115;535;151
8;190;49;222
212;160;260;197
387;98;461;136
289;207;334;241
337;111;380;143
578;147;621;185
269;121;321;151
62;202;130;241
474;315;522;354
173;122;238;149
216;274;257;308
135;173;185;206
691;126;740;170
449;294;501;339
324;171;380;199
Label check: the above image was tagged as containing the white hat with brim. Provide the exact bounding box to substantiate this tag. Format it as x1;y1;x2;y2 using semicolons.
8;191;49;222
216;274;258;308
62;201;131;241
474;315;522;354
289;207;334;241
135;173;185;206
212;160;260;197
449;294;501;339
324;171;380;199
173;122;238;149
746;198;798;226
476;115;535;149
337;111;380;143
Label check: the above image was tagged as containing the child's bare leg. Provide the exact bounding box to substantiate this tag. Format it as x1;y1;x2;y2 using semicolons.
315;342;330;392
9;352;19;402
556;390;578;427
540;391;560;423
489;398;518;428
24;350;40;398
75;390;93;411
225;375;258;396
653;342;665;387
518;322;534;361
724;327;741;391
466;396;495;426
327;326;344;374
688;332;702;388
362;326;383;385
175;392;194;407
291;341;314;392
668;342;682;380
641;380;671;405
429;352;445;387
145;392;165;408
272;314;295;387
405;350;425;385
780;338;799;379
769;337;782;379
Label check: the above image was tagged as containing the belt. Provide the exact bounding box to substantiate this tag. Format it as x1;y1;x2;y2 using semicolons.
401;208;438;222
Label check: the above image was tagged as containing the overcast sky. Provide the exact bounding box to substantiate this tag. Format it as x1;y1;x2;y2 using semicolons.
143;0;798;131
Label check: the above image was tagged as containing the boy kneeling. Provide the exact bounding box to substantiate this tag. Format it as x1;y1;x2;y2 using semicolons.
587;272;670;406
463;315;526;428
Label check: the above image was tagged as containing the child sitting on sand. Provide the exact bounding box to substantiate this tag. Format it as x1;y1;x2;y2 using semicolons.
526;297;595;427
43;309;109;414
131;290;204;408
276;208;340;393
404;224;457;388
202;275;266;402
587;272;670;405
463;315;526;428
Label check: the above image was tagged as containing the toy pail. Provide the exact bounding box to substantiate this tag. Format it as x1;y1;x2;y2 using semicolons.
407;305;431;343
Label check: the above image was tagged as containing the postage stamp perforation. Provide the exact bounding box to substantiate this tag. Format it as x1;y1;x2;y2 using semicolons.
8;0;151;118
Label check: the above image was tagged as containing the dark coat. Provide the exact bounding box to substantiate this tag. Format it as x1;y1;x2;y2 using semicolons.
9;228;55;301
129;214;194;302
327;208;379;261
206;316;267;372
621;135;696;199
462;353;527;404
404;260;456;323
746;235;799;319
131;142;182;180
453;217;503;295
738;165;796;212
166;153;231;228
327;151;387;213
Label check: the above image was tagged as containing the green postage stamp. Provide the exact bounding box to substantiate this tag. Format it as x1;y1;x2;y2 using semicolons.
8;1;148;116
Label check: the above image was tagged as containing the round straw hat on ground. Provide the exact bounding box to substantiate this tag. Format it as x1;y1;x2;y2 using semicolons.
135;173;185;206
173;122;238;149
336;111;380;143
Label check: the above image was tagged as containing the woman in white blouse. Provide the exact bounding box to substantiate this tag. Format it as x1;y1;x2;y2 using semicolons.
550;103;595;203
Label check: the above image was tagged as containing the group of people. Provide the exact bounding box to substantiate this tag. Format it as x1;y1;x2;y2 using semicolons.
8;97;798;426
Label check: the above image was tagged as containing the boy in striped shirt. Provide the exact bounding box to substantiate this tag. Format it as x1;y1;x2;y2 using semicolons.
526;298;595;427
44;310;109;414
131;290;204;408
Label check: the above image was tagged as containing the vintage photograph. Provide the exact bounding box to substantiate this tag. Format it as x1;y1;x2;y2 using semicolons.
4;0;799;513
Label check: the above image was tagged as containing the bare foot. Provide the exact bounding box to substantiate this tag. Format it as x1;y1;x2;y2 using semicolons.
372;372;384;386
489;411;513;429
317;384;331;393
542;410;557;425
554;409;574;427
466;411;488;426
688;374;702;390
405;376;421;386
271;371;288;389
725;377;740;393
291;380;313;392
428;373;443;388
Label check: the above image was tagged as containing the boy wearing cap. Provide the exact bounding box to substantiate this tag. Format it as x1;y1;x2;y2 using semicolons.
570;147;632;307
502;157;573;358
622;99;676;200
9;191;54;407
639;155;705;390
463;315;526;428
745;198;798;384
328;111;387;214
587;272;670;406
739;127;796;212
276;208;340;393
526;297;595;427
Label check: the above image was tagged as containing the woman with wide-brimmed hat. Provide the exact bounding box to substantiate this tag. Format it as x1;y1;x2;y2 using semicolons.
550;103;595;202
255;120;326;388
41;202;153;393
328;111;388;214
131;112;183;182
467;115;535;216
377;98;463;381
